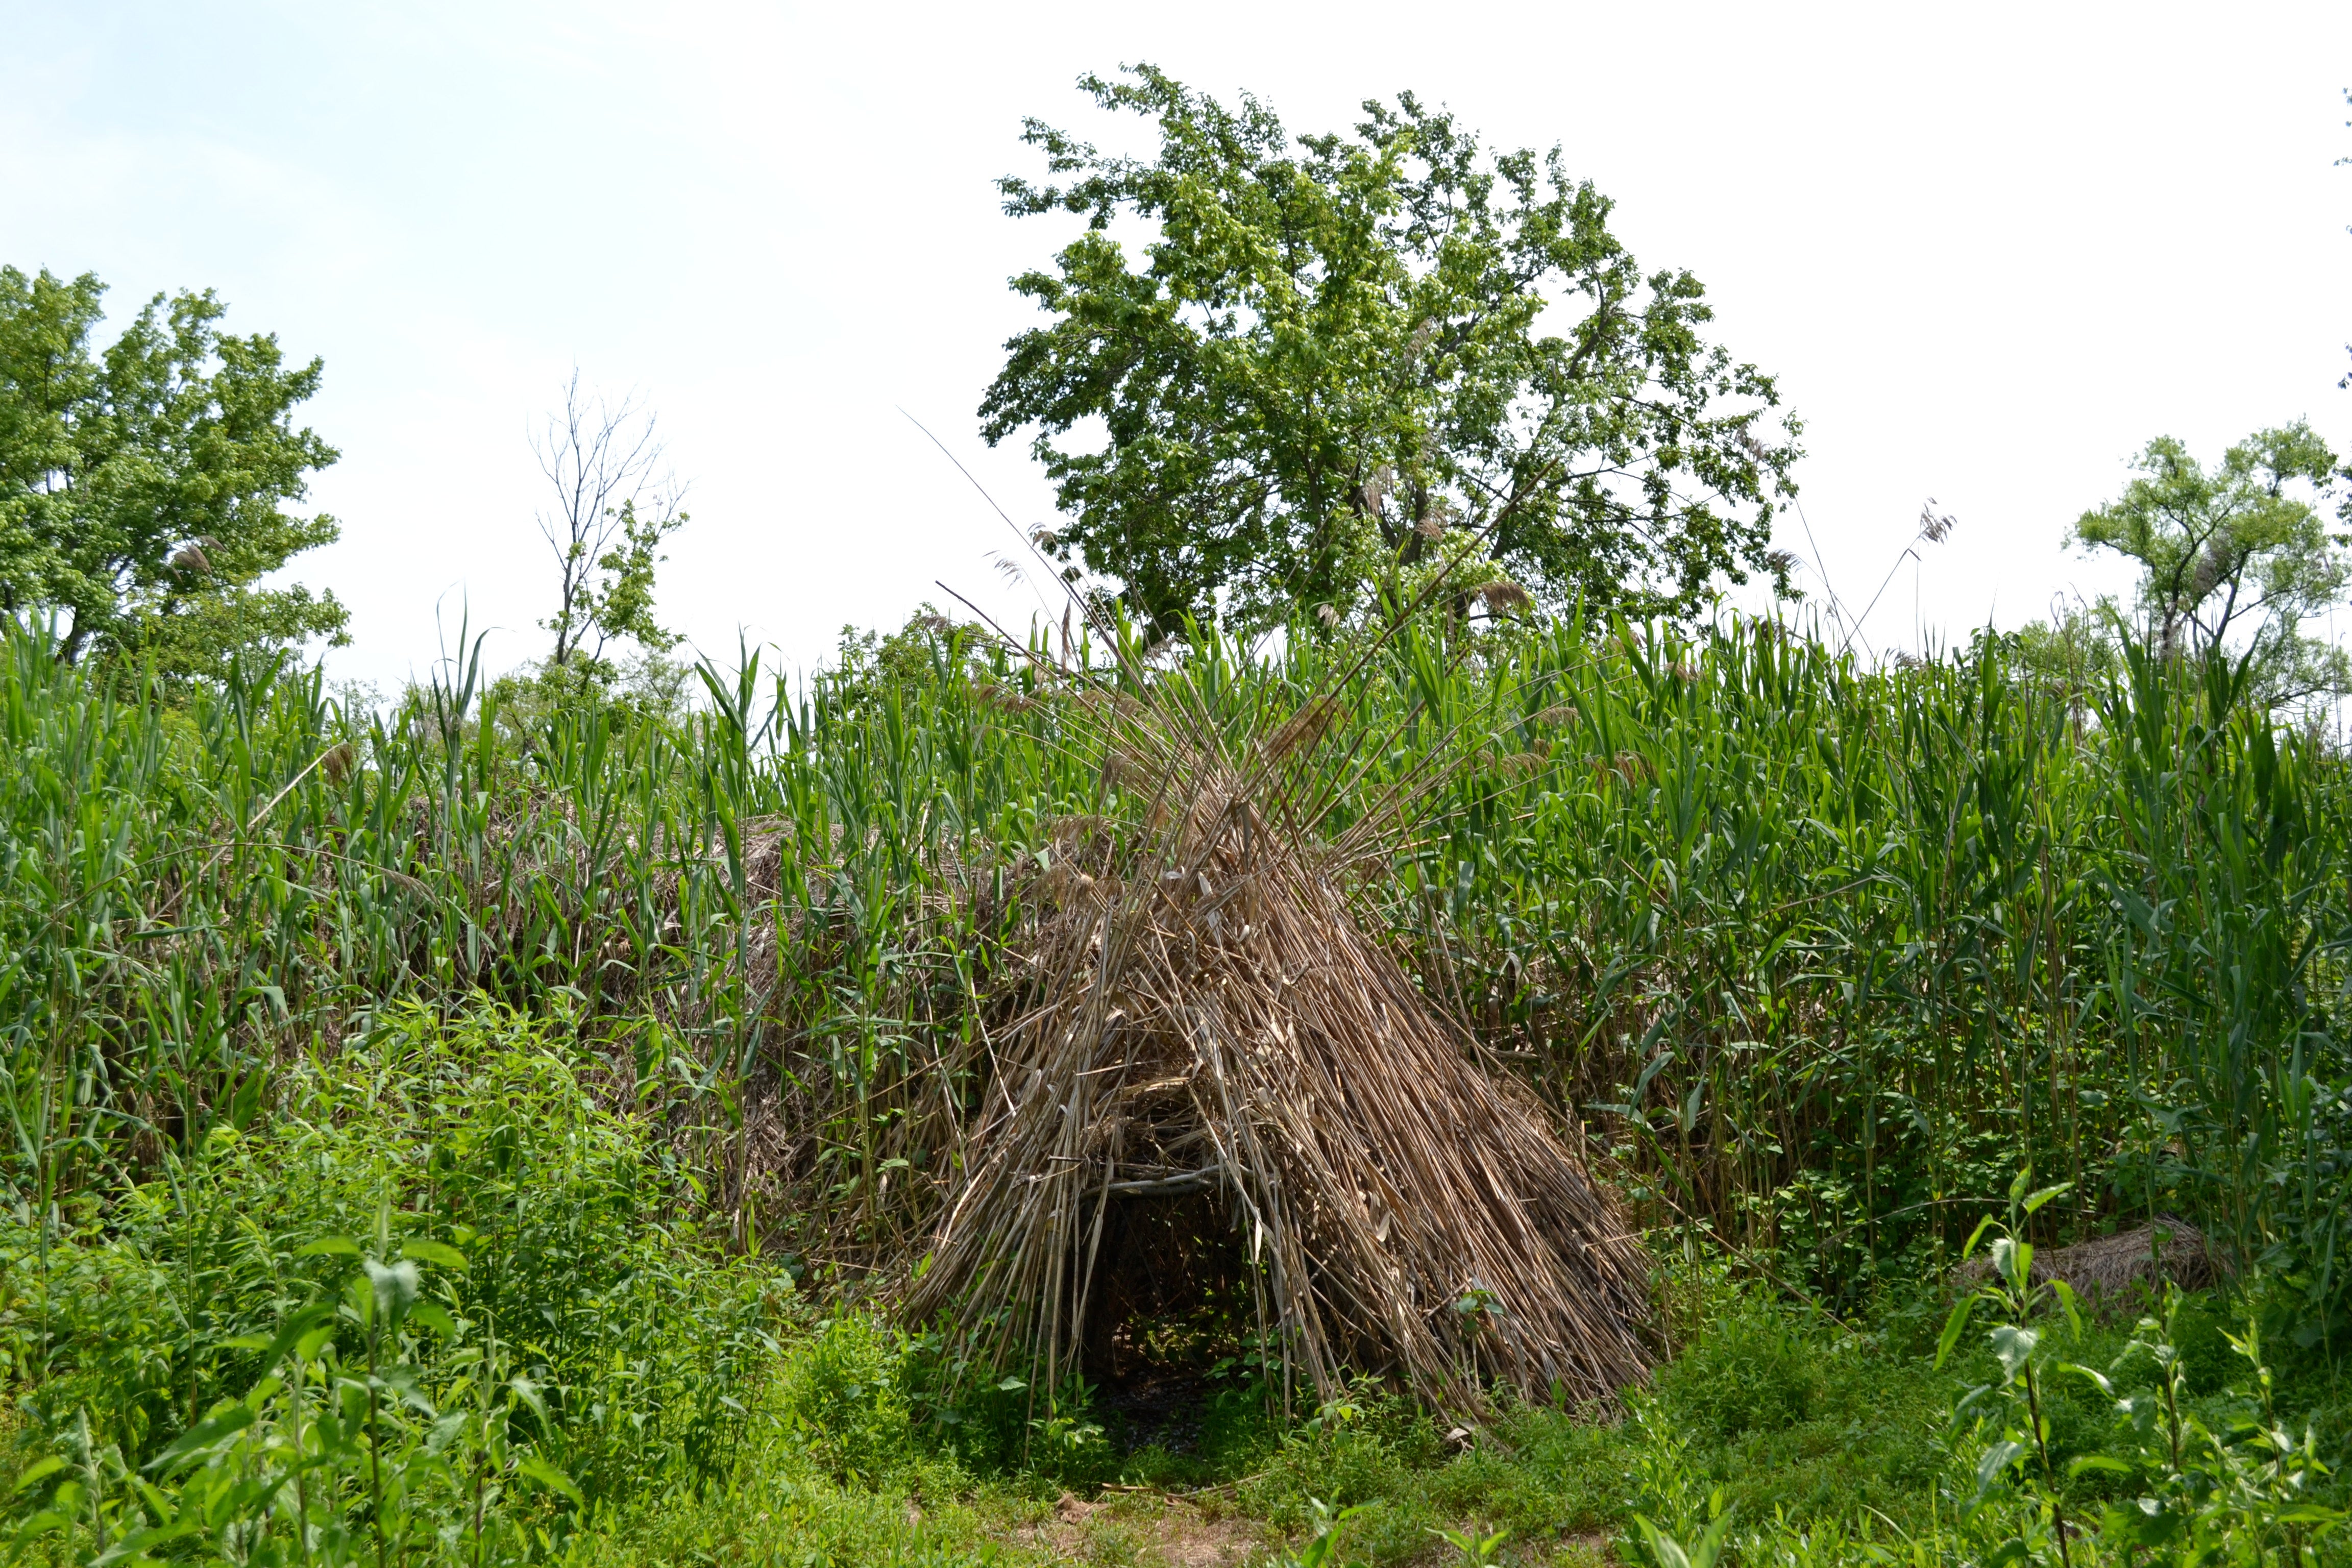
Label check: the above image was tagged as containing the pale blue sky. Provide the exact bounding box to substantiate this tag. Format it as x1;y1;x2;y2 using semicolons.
6;2;2349;692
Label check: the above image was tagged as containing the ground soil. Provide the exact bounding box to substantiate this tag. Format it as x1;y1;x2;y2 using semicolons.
1015;1491;1265;1566
1008;1491;1615;1566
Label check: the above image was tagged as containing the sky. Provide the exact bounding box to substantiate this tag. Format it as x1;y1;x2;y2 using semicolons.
5;1;2349;695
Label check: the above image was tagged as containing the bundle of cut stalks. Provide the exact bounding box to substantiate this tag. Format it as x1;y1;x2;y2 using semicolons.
903;699;1652;1416
1952;1218;2228;1309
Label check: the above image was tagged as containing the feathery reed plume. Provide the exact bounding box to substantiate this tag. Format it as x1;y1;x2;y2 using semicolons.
1917;498;1958;545
1479;580;1533;614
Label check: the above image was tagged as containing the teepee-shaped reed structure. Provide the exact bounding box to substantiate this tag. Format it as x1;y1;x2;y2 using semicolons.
903;680;1651;1414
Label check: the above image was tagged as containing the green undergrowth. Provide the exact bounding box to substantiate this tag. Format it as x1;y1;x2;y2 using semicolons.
2;1004;789;1563
4;1007;2345;1563
558;1271;2350;1567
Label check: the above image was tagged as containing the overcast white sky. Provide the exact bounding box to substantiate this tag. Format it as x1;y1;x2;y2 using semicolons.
5;2;2349;693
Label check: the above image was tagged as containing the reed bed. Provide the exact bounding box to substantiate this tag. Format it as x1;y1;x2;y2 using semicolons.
2;604;2347;1388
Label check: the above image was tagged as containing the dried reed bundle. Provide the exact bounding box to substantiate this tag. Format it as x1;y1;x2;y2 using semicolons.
1952;1219;2228;1309
903;706;1651;1415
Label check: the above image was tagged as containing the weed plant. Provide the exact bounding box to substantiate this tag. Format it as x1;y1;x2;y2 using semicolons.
4;1005;783;1561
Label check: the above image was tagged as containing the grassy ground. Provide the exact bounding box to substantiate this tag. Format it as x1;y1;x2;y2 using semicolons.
560;1280;2343;1567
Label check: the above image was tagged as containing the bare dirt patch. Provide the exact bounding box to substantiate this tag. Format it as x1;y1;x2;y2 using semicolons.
1012;1492;1267;1566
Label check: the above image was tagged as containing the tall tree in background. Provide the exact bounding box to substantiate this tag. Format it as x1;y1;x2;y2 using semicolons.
979;67;1800;636
0;266;345;677
531;372;685;682
2072;423;2350;703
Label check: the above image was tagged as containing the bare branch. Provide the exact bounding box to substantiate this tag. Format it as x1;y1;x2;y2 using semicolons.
530;370;679;668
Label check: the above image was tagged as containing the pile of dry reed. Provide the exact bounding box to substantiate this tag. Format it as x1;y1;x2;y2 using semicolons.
902;697;1652;1415
1953;1218;2229;1309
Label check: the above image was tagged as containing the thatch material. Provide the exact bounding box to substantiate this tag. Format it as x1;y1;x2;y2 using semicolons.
1953;1219;2230;1308
902;712;1652;1416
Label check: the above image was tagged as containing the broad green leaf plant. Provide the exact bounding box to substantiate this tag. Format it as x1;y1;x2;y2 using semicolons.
9;1221;582;1568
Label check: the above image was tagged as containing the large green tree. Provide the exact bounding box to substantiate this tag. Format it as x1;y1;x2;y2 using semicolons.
2072;423;2350;702
979;67;1800;636
0;265;346;675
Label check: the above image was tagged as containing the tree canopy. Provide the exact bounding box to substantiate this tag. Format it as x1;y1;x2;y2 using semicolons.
0;265;345;677
2072;423;2349;703
979;67;1800;636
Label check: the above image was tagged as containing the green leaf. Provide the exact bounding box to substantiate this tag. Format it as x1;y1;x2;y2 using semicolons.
515;1454;583;1506
1974;1437;2027;1498
408;1300;457;1338
1689;1503;1736;1568
105;1518;202;1560
1631;1514;1693;1568
255;1301;340;1375
146;1404;256;1475
401;1238;468;1271
2068;1454;2134;1477
296;1235;361;1258
362;1257;421;1325
1989;1236;2030;1295
2062;1361;2114;1398
2021;1183;2071;1216
1934;1295;1975;1370
508;1375;550;1426
2050;1279;2084;1339
10;1456;65;1494
11;1509;70;1541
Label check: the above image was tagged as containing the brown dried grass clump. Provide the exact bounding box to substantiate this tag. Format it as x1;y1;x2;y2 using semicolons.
1953;1219;2230;1308
903;700;1651;1416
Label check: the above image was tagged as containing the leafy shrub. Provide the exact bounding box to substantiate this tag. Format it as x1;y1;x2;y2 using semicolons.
4;1002;785;1557
8;1237;585;1567
782;1312;915;1481
1654;1300;1826;1438
1243;1390;1437;1554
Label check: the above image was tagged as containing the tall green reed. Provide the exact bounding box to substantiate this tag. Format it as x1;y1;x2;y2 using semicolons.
2;602;2344;1348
